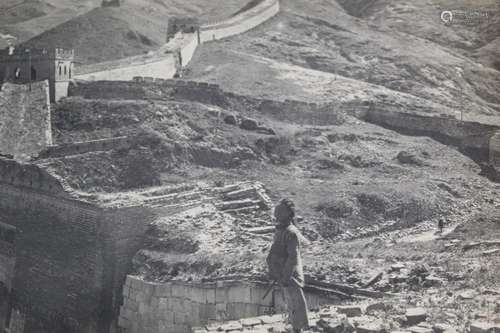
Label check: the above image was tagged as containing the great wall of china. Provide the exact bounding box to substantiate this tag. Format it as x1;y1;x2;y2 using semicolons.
74;0;280;81
1;1;500;333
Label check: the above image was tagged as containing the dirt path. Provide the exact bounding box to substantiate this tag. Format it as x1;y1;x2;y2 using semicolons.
399;223;458;243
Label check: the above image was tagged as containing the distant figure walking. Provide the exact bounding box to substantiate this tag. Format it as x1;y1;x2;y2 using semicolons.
266;199;309;333
437;217;444;234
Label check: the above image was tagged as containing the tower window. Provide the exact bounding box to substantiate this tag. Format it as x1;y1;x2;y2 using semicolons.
59;66;62;76
64;66;67;75
69;67;72;79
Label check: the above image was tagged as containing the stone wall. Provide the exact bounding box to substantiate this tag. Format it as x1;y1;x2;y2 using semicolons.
118;276;338;333
74;0;279;81
68;79;344;126
0;158;156;333
0;81;52;160
0;221;15;331
364;109;500;162
75;56;177;82
0;183;105;333
199;0;279;43
39;136;134;158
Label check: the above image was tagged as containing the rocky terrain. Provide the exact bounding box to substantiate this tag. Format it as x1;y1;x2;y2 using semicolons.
3;0;499;329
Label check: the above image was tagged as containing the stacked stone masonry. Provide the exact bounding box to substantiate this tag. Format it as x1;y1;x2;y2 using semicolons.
118;276;338;333
0;81;52;160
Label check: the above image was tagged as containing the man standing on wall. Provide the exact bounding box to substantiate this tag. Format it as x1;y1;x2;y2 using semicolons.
266;199;309;333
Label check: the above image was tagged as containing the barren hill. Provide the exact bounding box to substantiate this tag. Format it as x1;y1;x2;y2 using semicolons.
185;0;500;124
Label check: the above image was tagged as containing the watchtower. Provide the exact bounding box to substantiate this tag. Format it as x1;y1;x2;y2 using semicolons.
166;17;200;42
0;47;75;102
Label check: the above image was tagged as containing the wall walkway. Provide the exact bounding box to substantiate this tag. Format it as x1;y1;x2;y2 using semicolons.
74;0;279;81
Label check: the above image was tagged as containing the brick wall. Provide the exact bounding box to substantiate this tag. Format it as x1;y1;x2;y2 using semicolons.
39;136;134;158
0;81;52;160
118;276;337;333
0;221;15;331
0;183;105;333
0;158;157;333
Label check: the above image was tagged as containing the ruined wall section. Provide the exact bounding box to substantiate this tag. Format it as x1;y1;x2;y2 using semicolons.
0;81;52;160
0;184;105;333
67;79;344;126
118;276;336;333
364;109;500;162
0;157;158;333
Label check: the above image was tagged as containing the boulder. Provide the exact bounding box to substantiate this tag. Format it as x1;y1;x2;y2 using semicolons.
240;117;259;131
357;323;385;333
223;114;238;125
317;317;355;333
336;306;362;317
366;302;388;314
405;308;427;326
458;290;476;300
469;322;499;333
408;326;433;333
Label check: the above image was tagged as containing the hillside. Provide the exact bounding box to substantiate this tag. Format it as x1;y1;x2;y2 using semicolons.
1;0;251;64
185;0;500;124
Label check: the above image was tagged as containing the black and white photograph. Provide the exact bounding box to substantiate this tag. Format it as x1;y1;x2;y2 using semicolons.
0;0;499;332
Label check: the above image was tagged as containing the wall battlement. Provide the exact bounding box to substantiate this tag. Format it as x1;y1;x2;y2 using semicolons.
74;0;279;81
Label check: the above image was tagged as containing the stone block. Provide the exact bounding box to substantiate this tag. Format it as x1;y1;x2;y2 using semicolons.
469;322;499;333
216;302;227;312
126;299;139;312
240;317;262;327
408;326;433;333
117;315;129;328
174;312;188;324
317;317;355;333
192;327;208;333
405;308;427;326
206;288;216;303
366;302;388;314
172;284;186;298
219;320;243;331
216;287;227;303
336;306;362;317
228;284;252;303
240;118;259;131
172;298;186;312
357;323;385;333
139;302;149;315
258;314;283;325
158;298;169;311
155;283;171;297
190;287;205;303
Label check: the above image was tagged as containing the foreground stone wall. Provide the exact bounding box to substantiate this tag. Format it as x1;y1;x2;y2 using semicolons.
0;221;15;331
0;158;156;333
0;183;105;333
118;276;337;333
0;81;52;160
